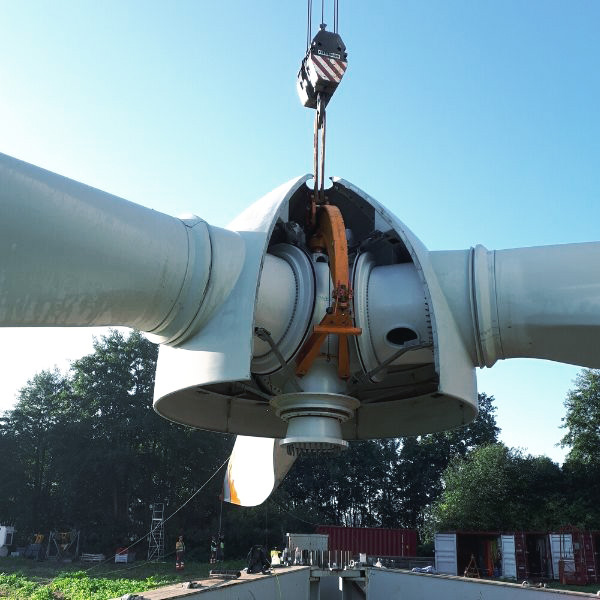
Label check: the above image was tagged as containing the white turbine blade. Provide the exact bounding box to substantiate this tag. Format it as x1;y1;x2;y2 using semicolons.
223;436;296;507
493;243;600;367
0;152;191;329
0;153;244;344
432;242;600;369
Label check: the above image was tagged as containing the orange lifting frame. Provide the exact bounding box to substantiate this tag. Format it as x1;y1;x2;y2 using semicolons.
295;205;361;379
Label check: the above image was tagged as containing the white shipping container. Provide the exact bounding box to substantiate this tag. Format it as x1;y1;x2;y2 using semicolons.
434;533;457;575
500;535;517;579
0;526;15;548
286;533;328;552
434;532;517;578
549;533;574;580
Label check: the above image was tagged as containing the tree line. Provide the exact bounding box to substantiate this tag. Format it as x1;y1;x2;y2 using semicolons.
0;330;598;559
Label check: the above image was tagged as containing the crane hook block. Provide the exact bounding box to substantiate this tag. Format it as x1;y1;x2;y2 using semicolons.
297;25;347;110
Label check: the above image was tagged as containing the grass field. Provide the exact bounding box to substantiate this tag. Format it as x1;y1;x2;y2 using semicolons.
0;557;245;599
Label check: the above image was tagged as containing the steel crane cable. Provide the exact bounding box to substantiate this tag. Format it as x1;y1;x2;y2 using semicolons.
83;456;229;573
93;547;232;590
308;0;341;48
334;0;339;32
271;500;321;526
306;0;312;51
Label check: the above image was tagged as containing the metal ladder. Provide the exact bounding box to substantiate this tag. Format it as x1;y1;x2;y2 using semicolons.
147;502;165;561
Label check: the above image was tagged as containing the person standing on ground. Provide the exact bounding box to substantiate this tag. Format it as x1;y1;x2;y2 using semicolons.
218;535;225;562
210;537;217;564
175;536;185;571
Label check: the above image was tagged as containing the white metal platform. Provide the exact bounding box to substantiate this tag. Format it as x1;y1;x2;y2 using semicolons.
110;565;599;599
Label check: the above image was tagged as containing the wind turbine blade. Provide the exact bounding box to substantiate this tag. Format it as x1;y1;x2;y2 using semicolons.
432;242;600;369
223;436;297;507
0;153;191;329
0;153;244;344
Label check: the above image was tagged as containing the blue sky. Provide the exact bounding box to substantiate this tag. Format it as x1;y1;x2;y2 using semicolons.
1;1;599;463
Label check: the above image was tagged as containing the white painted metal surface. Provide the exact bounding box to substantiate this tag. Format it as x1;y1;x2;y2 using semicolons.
0;153;243;345
0;526;15;548
222;436;296;506
549;533;574;580
252;245;315;374
287;533;329;552
365;568;597;599
501;534;517;579
434;533;457;575
152;175;482;441
271;392;359;451
253;253;297;358
431;244;600;369
337;178;479;437
116;567;310;600
152;175;309;429
353;256;433;382
126;565;600;600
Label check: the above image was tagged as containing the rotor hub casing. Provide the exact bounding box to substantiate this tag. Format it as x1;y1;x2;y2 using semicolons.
152;176;479;441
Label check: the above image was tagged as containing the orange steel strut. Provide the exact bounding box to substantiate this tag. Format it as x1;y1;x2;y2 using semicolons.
295;205;361;379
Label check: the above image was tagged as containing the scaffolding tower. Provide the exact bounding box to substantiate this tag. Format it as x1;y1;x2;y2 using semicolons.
147;502;165;562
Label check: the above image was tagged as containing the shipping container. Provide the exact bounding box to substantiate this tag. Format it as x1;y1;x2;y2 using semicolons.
316;525;417;557
435;530;598;582
509;531;555;580
522;532;553;579
434;533;457;575
549;532;574;580
500;534;517;578
580;531;599;583
550;528;600;584
0;525;15;556
0;526;14;546
592;531;600;583
434;532;508;578
286;532;329;553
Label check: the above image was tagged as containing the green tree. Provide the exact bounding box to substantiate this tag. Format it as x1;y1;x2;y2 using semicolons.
561;369;600;464
429;444;514;532
63;330;233;553
278;439;399;528
66;330;161;536
0;370;70;531
559;369;600;528
427;444;566;537
394;393;500;529
0;330;234;555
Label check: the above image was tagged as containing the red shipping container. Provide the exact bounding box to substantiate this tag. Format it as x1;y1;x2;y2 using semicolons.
316;525;417;557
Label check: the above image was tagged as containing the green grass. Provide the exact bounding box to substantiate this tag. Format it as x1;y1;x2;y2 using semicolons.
0;557;245;599
551;581;600;594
